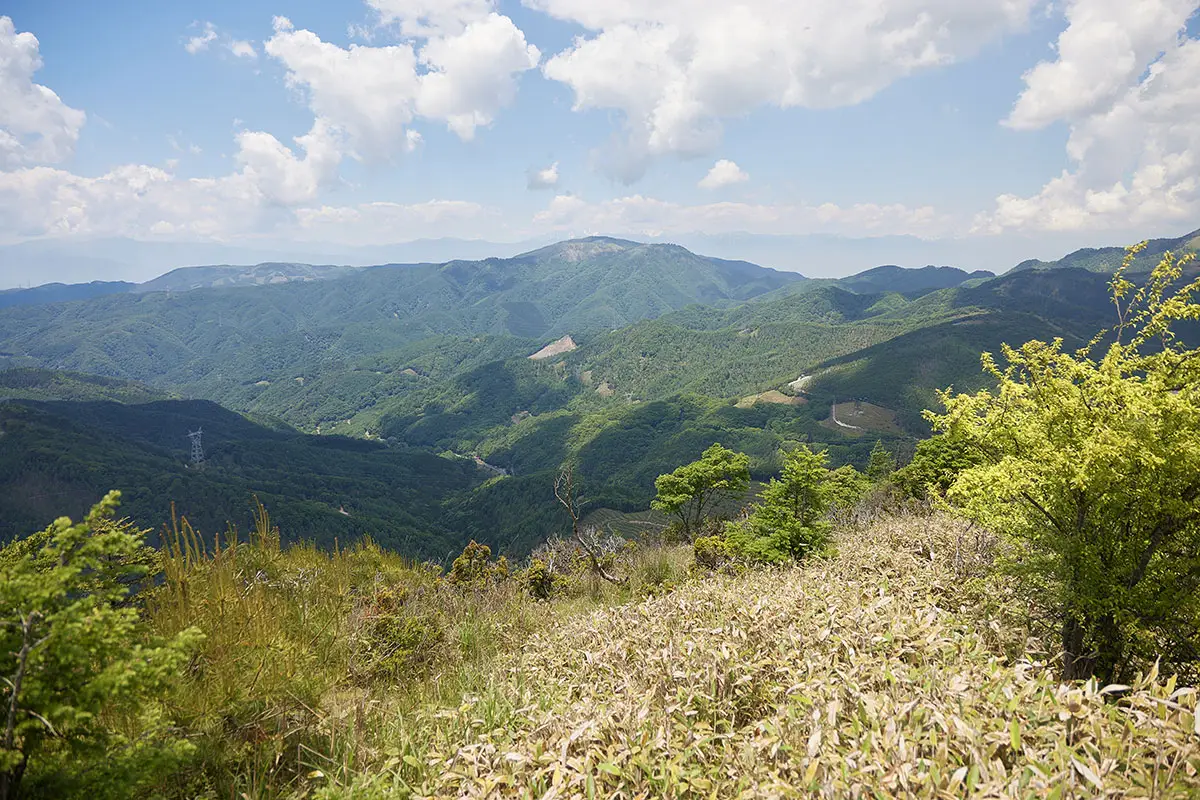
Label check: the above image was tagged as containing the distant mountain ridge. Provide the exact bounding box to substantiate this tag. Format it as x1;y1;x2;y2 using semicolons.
835;264;995;295
1010;227;1200;275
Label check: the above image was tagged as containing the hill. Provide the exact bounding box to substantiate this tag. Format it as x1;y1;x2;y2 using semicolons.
836;264;994;294
1009;226;1200;274
135;262;359;293
0;367;173;404
0;280;135;309
0;238;803;395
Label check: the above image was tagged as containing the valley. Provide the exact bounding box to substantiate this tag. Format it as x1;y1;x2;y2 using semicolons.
3;231;1195;555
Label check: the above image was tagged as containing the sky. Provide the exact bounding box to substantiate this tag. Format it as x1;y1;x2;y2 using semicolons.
1;0;1199;282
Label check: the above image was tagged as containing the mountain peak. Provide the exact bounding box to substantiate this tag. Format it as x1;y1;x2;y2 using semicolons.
518;236;642;262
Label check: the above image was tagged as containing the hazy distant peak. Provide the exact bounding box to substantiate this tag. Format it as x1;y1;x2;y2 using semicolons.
518;236;641;262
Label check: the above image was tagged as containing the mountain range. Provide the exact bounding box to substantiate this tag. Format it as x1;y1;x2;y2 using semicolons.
2;231;1196;555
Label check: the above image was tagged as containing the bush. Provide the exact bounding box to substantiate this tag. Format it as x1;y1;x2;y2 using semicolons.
448;540;510;589
692;534;735;572
0;492;202;800
522;558;559;600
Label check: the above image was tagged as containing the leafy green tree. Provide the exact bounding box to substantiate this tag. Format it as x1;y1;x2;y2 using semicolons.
931;246;1200;682
892;433;982;499
726;445;831;563
651;444;750;540
0;492;202;799
824;464;872;512
866;440;896;481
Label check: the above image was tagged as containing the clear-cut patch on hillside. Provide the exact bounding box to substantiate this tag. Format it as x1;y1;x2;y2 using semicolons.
528;334;578;360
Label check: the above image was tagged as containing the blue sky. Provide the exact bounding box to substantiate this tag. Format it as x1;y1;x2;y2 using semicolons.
0;0;1198;279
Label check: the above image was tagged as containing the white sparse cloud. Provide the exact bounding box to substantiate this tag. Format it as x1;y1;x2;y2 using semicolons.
978;0;1200;233
293;199;493;243
698;159;748;189
529;0;1039;179
0;16;86;168
263;11;538;160
186;22;259;60
527;161;559;189
184;21;218;54
530;194;949;239
228;39;257;59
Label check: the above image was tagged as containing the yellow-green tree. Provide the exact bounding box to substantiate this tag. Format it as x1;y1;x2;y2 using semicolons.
931;245;1200;682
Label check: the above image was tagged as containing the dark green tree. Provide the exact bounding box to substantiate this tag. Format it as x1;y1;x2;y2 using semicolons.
726;445;831;563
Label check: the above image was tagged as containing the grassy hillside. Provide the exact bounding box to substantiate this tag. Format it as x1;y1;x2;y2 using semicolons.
17;506;1196;798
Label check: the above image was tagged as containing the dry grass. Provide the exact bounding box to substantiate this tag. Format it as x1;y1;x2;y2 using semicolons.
326;515;1200;799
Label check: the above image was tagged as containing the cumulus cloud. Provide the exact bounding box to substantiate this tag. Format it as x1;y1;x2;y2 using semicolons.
264;9;538;160
530;193;948;239
529;0;1038;178
979;0;1200;233
698;159;748;189
0;16;86;168
527;161;559;189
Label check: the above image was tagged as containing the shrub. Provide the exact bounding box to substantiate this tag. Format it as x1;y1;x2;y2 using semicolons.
0;492;202;800
522;558;559;600
692;534;735;571
448;540;509;589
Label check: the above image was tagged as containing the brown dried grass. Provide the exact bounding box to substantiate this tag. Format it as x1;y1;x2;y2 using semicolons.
331;515;1200;798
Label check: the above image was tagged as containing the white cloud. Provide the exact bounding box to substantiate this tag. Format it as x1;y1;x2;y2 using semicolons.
234;119;344;205
529;0;1039;179
1006;0;1197;130
229;39;257;59
979;1;1200;233
527;161;559;189
0;16;86;168
293;199;493;243
184;22;218;54
366;0;494;36
698;159;748;189
530;194;948;239
264;11;538;160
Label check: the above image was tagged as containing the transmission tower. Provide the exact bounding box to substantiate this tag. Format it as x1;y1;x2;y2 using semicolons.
187;428;205;468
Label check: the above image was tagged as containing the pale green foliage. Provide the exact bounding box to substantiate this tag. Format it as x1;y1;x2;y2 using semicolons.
931;245;1200;682
0;492;202;800
651;443;750;539
726;444;832;563
329;516;1200;798
448;540;510;589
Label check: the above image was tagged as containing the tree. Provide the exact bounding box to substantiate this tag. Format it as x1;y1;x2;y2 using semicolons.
0;492;202;799
931;245;1200;682
892;433;982;499
825;464;872;512
726;444;831;563
651;444;750;540
866;440;896;482
555;464;625;584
